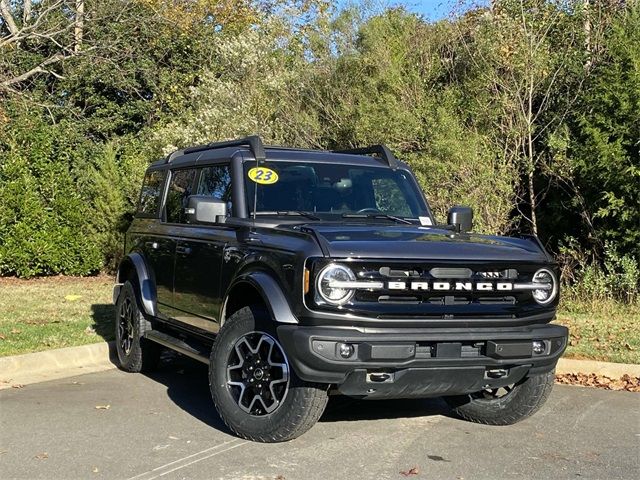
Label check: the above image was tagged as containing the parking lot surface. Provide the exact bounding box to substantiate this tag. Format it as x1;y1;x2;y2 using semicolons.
1;358;639;480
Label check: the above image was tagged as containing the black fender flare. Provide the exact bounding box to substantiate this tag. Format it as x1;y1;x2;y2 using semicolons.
221;271;298;327
115;252;157;317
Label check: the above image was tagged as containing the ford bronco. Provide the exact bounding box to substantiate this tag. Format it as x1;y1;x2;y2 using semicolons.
113;136;568;442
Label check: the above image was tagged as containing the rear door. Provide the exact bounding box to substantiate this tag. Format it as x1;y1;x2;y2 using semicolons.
132;169;174;318
172;163;235;333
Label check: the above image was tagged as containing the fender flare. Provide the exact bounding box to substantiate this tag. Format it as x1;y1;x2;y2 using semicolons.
116;252;157;317
221;271;298;327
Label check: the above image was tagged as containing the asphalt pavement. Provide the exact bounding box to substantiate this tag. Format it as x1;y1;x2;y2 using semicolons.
1;357;639;480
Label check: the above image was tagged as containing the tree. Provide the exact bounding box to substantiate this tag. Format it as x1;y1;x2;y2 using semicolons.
0;0;88;92
456;0;586;234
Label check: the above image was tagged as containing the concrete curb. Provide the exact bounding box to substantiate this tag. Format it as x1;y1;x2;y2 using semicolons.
0;342;117;389
556;357;640;378
1;343;639;389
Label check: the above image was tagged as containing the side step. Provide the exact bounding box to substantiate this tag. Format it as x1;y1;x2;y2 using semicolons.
144;330;210;364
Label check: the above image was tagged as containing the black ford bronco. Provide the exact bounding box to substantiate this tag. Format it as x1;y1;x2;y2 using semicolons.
113;136;568;442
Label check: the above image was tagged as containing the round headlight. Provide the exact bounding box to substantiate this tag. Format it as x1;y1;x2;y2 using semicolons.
531;268;558;305
316;264;356;305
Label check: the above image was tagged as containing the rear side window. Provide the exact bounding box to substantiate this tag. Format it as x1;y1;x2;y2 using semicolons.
165;168;197;224
137;170;166;217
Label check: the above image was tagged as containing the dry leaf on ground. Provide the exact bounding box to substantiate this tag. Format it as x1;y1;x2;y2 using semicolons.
34;452;48;460
400;466;420;476
556;373;640;392
95;405;110;410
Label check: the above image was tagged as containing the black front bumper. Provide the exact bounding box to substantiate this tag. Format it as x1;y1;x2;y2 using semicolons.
277;323;568;399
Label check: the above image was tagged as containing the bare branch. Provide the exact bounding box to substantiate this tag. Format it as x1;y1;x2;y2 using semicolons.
0;0;19;36
1;53;66;88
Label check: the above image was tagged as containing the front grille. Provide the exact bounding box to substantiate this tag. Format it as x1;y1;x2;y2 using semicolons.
332;260;549;319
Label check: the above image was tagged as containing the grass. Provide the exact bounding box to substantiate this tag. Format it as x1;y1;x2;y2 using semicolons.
0;276;638;364
555;296;640;364
0;276;114;357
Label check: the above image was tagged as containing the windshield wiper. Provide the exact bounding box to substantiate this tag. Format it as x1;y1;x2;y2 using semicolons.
342;213;413;225
256;210;321;221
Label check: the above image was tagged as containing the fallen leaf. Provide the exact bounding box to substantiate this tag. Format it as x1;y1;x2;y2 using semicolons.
153;444;170;451
0;334;5;340
95;405;110;410
168;435;179;440
84;326;96;336
34;452;48;460
9;328;21;335
275;476;286;480
0;450;7;455
556;373;640;392
92;466;99;473
65;294;83;301
12;384;24;389
400;467;419;476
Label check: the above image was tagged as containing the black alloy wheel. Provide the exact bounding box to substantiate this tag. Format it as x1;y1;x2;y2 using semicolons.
226;331;290;416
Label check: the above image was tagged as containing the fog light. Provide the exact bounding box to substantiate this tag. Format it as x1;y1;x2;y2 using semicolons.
338;343;355;358
532;340;546;355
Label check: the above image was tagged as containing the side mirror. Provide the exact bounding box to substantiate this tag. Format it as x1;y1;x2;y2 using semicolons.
447;206;473;233
185;195;227;224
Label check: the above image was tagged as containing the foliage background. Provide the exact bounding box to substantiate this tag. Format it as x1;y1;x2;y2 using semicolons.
0;0;638;300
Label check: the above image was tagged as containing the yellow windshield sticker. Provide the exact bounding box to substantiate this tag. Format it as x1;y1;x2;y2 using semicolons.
248;167;279;185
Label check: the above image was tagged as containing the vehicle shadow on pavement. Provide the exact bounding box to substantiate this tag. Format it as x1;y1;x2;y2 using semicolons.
321;395;450;423
139;352;452;435
143;354;233;434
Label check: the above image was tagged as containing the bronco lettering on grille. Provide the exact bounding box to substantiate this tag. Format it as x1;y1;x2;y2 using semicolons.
387;281;514;292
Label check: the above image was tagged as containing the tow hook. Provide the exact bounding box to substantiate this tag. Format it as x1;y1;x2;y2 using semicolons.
486;369;508;379
367;372;394;383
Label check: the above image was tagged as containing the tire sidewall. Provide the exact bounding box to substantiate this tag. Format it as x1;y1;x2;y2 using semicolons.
210;307;299;437
115;281;144;370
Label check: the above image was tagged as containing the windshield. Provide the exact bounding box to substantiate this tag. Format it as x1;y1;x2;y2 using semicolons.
244;161;430;220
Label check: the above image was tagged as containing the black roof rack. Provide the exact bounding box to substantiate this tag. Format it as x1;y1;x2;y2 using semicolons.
166;135;266;163
334;144;398;169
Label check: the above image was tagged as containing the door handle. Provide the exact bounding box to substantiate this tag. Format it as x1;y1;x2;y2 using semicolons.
176;245;192;255
145;241;159;250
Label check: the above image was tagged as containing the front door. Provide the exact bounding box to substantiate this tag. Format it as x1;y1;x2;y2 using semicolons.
172;163;234;333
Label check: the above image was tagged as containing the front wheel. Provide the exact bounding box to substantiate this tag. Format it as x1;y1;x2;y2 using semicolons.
444;370;555;425
209;306;329;442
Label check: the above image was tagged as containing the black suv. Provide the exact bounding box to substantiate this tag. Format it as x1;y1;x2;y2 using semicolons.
113;136;567;442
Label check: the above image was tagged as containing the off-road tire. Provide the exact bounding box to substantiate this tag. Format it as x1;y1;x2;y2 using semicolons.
115;281;162;373
209;306;329;442
444;370;555;425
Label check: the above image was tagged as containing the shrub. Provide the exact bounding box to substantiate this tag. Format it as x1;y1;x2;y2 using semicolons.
0;111;103;277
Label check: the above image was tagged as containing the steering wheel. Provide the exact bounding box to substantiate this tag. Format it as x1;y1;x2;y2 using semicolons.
356;208;381;214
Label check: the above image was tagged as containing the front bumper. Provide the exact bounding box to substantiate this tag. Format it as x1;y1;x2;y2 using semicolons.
277;323;568;399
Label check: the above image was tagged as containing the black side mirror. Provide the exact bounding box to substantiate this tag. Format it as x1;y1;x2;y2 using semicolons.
447;206;473;233
185;195;227;224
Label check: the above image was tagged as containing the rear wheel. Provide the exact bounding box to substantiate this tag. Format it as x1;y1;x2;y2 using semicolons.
115;281;162;373
444;370;555;425
210;306;329;442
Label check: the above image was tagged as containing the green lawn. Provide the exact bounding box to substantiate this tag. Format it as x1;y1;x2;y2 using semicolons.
0;277;638;364
555;299;640;364
0;276;115;357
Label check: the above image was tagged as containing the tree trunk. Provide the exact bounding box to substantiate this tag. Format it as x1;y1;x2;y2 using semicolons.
74;0;84;53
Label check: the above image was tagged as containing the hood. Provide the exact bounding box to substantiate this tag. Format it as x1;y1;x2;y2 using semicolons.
302;224;548;263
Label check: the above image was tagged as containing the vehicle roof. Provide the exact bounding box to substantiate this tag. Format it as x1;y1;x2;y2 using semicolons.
147;146;410;171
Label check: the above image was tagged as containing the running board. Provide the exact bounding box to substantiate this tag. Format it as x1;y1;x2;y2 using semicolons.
144;330;209;364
